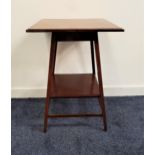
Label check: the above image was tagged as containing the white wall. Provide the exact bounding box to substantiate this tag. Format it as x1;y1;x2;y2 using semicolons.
11;0;144;97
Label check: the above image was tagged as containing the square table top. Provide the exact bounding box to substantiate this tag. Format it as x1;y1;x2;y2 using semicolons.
26;19;124;32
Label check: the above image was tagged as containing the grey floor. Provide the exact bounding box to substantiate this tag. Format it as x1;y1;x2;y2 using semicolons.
11;96;144;155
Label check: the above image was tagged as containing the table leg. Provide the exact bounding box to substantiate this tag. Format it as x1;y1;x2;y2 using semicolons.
94;34;107;131
90;40;95;74
44;34;57;132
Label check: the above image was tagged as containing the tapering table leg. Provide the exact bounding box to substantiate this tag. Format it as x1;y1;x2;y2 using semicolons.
94;33;107;131
44;34;57;132
90;40;95;75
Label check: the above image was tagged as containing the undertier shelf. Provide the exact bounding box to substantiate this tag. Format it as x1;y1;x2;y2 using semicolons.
49;74;100;98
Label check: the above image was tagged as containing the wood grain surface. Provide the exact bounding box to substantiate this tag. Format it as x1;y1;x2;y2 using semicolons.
26;19;124;32
49;74;100;98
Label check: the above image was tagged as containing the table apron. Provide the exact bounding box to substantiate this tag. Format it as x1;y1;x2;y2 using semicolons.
53;32;97;41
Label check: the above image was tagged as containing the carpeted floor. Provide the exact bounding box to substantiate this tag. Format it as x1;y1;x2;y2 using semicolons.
11;96;144;155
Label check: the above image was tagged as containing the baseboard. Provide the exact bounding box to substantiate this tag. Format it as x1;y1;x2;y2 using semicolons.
11;85;144;98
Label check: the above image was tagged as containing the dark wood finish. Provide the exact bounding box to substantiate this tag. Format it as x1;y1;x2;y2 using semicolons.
43;32;108;132
52;39;57;74
90;40;95;74
27;29;124;33
54;32;97;41
94;33;107;131
48;113;102;118
26;19;124;132
50;74;100;98
26;19;124;32
44;34;57;132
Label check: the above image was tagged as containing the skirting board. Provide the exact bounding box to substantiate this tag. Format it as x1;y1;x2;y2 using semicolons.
11;85;144;98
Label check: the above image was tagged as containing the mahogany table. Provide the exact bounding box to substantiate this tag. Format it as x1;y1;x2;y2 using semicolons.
26;19;124;132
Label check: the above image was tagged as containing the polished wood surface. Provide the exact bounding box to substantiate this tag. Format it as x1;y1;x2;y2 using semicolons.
26;19;124;32
44;34;57;132
94;35;107;131
48;113;102;118
26;18;125;131
50;74;100;98
42;32;109;132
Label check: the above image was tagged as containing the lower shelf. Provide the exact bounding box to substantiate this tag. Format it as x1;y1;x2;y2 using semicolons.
49;74;100;98
48;113;102;118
